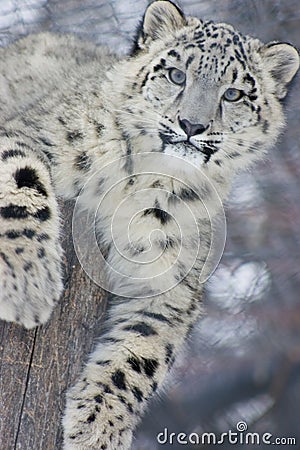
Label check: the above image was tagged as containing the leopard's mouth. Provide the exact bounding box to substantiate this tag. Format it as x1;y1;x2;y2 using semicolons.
160;133;218;163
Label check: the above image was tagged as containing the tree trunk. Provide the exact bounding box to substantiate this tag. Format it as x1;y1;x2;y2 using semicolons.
0;201;106;450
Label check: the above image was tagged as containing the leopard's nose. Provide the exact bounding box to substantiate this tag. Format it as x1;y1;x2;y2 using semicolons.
178;118;208;137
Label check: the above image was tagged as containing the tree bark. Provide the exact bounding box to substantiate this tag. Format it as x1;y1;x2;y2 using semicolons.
0;201;106;450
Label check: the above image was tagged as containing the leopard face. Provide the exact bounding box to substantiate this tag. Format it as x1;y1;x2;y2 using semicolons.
117;1;299;177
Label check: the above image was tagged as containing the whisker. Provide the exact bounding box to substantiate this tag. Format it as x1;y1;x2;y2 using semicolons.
113;106;160;119
222;135;266;154
113;108;159;127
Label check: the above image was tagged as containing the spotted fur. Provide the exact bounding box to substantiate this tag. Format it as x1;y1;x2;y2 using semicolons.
0;1;299;449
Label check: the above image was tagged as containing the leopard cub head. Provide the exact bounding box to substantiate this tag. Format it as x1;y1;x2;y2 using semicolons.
117;0;299;176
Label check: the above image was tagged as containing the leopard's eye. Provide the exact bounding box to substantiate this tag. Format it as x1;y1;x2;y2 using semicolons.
168;68;186;85
223;88;244;102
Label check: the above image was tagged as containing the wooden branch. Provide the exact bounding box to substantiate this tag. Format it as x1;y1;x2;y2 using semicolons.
0;202;106;450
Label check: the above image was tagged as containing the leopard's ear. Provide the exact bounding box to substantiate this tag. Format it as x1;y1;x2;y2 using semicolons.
132;1;186;54
260;42;299;99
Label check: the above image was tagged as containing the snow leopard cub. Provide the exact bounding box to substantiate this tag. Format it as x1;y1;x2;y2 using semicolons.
0;0;299;449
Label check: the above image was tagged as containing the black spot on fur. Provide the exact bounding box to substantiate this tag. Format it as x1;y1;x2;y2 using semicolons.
127;403;134;414
15;247;24;254
132;386;144;402
151;179;163;188
42;149;55;163
37;233;49;242
159;132;173;149
14;167;48;197
23;229;36;239
232;69;238;83
2;149;26;160
67;130;84;142
39;136;54;147
32;206;51;222
117;394;126;404
75;152;92;171
243;72;256;87
96;360;111;366
186;55;195;68
159;236;176;250
86;413;96;423
122;132;133;174
143;200;171;224
127;357;142;373
153;64;163;72
253;141;263;149
168;191;179;203
99;383;113;394
127;177;135;186
230;151;240;158
34;314;40;324
178;187;199;201
0;205;28;220
24;262;33;272
168;49;181;60
13;142;33;150
141;72;150;89
58;116;67;125
37;247;46;259
165;303;182;313
143;358;159;378
94;395;103;404
94;122;105;136
142;311;171;324
202;146;218;163
102;337;122;345
117;395;133;413
6;230;21;239
0;129;19;138
130;242;146;256
0;252;13;269
124;322;157;336
111;370;127;390
249;94;258;101
165;343;174;365
152;381;158;392
263;120;270;133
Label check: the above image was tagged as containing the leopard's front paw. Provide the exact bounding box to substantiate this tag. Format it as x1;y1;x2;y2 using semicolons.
0;235;63;328
0;148;63;328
